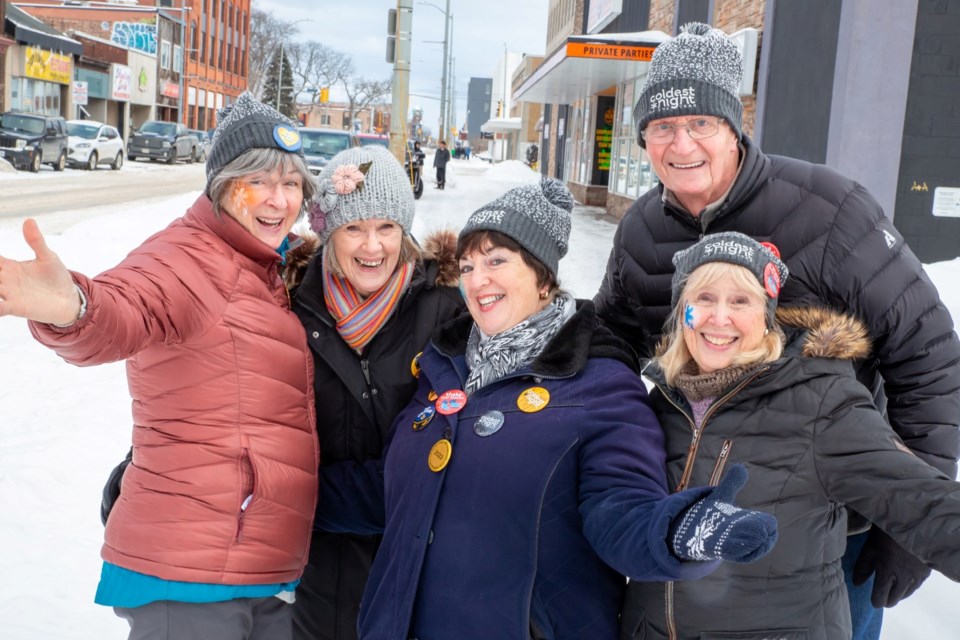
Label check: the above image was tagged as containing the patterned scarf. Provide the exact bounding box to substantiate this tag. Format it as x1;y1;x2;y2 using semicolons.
323;246;414;353
673;362;759;401
464;292;576;396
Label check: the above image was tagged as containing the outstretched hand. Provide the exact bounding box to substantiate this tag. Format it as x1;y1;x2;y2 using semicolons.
670;464;778;564
0;219;81;325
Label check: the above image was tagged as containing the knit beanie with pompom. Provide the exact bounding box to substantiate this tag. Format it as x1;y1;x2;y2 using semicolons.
458;177;574;279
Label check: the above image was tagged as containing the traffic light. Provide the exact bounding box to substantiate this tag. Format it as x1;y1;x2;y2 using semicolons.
386;8;397;63
496;100;502;118
319;87;329;104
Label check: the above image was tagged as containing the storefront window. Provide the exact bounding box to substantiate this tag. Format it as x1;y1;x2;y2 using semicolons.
562;107;578;183
575;100;592;184
610;77;658;198
10;78;62;116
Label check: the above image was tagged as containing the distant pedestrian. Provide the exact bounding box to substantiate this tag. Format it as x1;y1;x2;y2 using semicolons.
433;140;450;189
525;143;539;168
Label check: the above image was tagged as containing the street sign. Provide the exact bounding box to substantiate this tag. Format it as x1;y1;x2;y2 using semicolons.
73;81;88;106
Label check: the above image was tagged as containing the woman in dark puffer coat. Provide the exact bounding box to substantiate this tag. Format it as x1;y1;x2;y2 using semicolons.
285;145;464;640
622;232;960;640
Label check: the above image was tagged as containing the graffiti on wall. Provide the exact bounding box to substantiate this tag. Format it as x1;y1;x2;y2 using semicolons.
111;22;158;55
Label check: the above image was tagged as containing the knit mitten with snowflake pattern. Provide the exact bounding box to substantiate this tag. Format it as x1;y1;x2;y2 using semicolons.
669;464;778;563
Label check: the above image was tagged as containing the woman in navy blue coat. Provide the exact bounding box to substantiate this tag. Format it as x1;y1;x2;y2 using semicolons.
321;179;777;640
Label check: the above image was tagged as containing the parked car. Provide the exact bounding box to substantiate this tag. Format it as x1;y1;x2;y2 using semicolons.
356;133;389;148
299;127;358;174
0;111;68;172
127;121;199;164
66;120;124;170
188;128;213;162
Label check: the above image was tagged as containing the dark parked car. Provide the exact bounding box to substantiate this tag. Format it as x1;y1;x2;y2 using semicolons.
0;111;68;172
356;133;389;148
188;128;213;162
299;127;358;174
127;121;200;164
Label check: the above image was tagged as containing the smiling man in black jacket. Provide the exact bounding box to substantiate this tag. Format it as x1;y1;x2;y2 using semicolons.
595;22;960;640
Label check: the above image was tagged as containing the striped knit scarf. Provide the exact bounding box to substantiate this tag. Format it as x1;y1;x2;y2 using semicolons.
323;248;414;353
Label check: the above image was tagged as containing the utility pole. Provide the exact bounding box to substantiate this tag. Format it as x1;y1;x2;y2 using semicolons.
448;56;456;141
176;2;189;125
438;0;450;142
444;15;453;140
389;1;413;163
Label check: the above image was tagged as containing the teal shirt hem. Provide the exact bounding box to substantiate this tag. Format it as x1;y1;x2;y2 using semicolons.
95;562;299;608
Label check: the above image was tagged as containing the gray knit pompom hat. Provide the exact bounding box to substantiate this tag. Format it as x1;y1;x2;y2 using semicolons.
311;145;414;242
459;177;574;279
206;92;304;191
634;22;744;148
671;232;788;325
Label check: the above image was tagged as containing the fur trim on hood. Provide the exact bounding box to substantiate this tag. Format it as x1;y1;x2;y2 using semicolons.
283;232;321;290
281;228;459;291
421;228;459;288
776;306;871;361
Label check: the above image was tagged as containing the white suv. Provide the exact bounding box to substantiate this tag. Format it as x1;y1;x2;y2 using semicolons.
66;120;124;170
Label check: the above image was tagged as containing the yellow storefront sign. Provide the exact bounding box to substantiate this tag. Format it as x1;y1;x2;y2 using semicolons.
24;46;72;84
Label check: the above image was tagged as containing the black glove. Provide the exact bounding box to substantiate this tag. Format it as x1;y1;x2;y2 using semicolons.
100;447;133;526
852;526;932;608
670;464;778;563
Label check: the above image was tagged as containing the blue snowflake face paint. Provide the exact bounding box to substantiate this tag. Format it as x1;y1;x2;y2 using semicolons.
684;303;696;330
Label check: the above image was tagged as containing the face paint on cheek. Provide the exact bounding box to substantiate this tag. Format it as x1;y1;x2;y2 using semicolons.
458;279;466;299
231;183;253;219
684;303;696;330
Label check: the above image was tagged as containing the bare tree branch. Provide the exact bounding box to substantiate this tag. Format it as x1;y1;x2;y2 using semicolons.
248;8;302;100
340;75;392;131
287;41;353;105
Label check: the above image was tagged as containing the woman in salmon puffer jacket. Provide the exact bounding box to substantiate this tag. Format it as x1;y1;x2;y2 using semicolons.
0;93;320;640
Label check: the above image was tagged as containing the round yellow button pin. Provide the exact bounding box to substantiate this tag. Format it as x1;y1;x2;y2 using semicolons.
428;439;452;472
517;386;550;413
410;352;422;378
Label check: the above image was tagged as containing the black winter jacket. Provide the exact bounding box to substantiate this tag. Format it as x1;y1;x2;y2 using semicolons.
594;135;960;482
622;307;960;640
287;230;464;640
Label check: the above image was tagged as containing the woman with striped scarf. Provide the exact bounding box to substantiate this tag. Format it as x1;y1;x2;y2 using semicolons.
284;145;464;640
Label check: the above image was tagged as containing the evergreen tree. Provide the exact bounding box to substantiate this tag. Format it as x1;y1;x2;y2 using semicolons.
261;48;297;119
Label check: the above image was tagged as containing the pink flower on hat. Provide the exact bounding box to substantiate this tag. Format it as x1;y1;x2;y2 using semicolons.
331;164;366;195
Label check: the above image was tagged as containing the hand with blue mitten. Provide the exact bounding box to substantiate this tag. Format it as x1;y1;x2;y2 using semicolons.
852;526;931;607
670;464;778;563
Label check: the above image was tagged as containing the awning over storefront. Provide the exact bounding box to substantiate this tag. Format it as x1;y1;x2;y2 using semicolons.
5;5;83;56
481;117;521;133
514;31;669;104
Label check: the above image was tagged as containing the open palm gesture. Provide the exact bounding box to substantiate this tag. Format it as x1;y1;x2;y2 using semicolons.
0;219;81;325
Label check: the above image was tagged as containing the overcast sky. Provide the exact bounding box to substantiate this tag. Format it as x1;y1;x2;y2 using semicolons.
253;0;550;136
